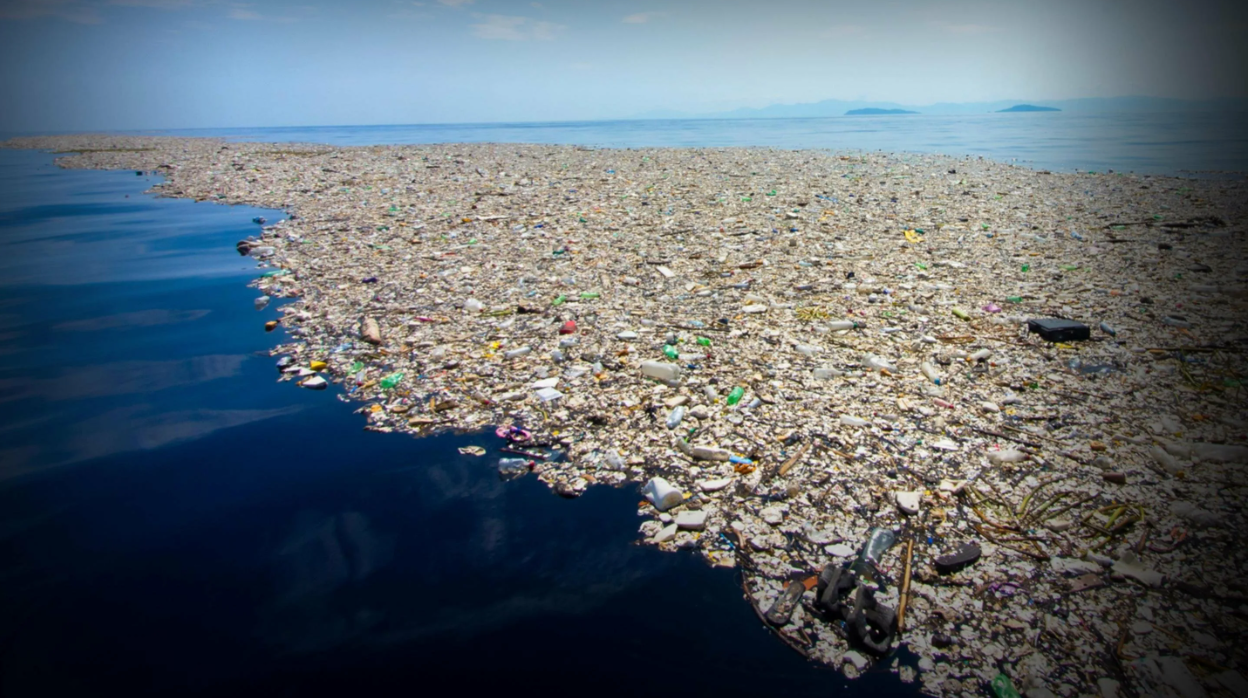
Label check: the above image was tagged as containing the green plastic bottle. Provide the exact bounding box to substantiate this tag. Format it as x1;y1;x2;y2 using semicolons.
552;294;566;306
579;291;600;300
380;372;404;390
349;361;364;373
990;674;1021;698
696;337;711;347
726;386;745;405
1006;296;1022;304
663;345;678;360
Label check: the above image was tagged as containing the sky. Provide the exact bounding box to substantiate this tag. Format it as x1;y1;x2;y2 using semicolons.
0;0;1246;132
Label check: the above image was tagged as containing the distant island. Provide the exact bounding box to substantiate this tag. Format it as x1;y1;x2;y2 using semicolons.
997;104;1061;112
845;108;919;115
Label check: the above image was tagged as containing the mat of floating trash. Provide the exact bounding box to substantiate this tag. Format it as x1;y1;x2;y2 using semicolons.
6;134;1248;697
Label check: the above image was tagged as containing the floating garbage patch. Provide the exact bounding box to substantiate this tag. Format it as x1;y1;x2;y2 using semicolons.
8;134;1248;697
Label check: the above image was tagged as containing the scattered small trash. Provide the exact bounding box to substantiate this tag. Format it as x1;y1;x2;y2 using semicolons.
458;445;486;456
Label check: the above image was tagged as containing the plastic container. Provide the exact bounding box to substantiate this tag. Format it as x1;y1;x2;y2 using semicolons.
604;450;624;469
726;386;745;405
920;362;942;385
497;458;532;481
666;405;687;429
840;414;869;427
643;477;684;511
640;361;682;383
859;527;896;565
863;354;895;373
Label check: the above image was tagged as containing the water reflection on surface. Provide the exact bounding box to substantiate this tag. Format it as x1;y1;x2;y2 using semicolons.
53;308;212;332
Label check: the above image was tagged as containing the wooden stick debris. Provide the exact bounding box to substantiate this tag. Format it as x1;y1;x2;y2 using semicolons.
898;539;914;633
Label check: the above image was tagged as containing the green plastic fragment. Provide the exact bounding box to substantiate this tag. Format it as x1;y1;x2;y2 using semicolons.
380;372;405;390
552;295;566;306
579;291;600;300
1021;264;1030;272
1006;296;1022;303
990;673;1022;698
696;337;711;347
349;361;364;373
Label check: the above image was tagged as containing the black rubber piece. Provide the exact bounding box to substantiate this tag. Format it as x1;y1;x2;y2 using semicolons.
934;542;982;574
1027;318;1090;342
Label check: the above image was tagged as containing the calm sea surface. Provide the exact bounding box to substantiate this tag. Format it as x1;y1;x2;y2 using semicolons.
158;111;1248;176
0;148;923;696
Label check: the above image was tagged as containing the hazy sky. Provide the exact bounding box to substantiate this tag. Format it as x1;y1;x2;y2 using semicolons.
1;0;1246;131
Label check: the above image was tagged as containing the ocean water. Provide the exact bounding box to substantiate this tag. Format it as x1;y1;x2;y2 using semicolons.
0;148;923;696
159;111;1248;176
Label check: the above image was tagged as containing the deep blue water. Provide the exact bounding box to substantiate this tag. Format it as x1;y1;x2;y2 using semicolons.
0;150;926;695
155;111;1248;176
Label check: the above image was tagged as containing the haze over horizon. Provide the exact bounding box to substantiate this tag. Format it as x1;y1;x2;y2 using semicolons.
1;0;1246;132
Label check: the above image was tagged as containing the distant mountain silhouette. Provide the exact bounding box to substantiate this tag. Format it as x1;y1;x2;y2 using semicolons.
630;96;1247;120
846;108;919;115
997;104;1061;112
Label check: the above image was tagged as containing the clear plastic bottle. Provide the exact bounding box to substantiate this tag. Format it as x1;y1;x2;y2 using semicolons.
666;405;687;429
640;361;682;382
863;354;895;372
497;458;532;480
604;450;624;469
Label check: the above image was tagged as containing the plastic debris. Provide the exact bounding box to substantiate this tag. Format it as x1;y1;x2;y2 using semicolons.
11;133;1248;696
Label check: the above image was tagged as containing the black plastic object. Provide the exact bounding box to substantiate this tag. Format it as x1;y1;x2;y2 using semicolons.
934;542;982;574
815;562;897;654
1027;318;1090;342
